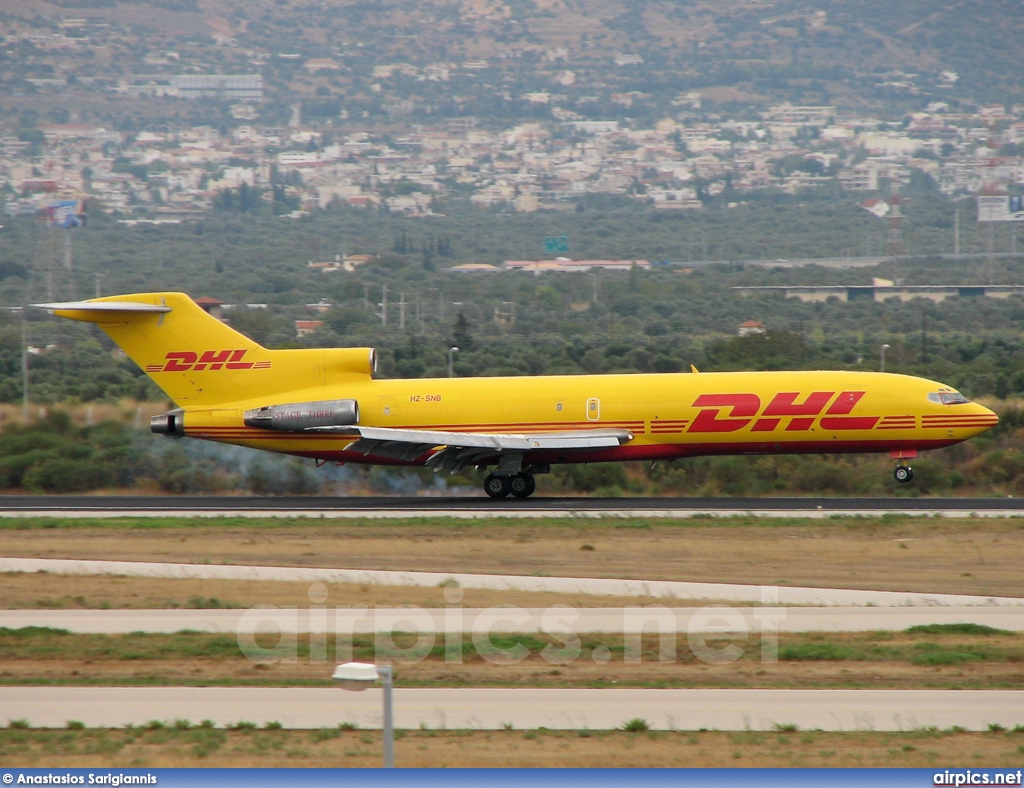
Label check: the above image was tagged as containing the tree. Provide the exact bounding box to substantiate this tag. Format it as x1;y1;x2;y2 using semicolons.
452;310;473;351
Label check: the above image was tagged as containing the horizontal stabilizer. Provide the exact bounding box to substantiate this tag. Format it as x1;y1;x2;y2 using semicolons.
34;300;172;313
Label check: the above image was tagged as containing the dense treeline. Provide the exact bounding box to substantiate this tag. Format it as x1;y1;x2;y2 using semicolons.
5;238;1024;402
0;412;323;495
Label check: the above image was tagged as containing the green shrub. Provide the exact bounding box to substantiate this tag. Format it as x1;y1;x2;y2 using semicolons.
905;624;1010;636
779;643;857;661
910;642;987;665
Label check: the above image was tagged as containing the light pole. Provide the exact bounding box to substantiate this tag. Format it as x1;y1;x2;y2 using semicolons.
332;661;394;768
448;346;459;378
880;343;890;373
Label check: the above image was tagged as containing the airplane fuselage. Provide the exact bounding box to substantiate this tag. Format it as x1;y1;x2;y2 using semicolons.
182;369;997;466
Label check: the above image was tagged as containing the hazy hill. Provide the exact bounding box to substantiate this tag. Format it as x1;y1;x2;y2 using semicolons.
3;0;1022;123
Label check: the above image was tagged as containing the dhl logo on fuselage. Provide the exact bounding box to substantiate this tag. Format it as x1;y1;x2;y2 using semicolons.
688;391;876;433
145;350;271;373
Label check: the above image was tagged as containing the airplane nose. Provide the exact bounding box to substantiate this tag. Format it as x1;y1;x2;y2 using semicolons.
972;403;999;434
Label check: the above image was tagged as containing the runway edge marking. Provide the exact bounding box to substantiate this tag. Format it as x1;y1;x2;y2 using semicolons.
1;507;1024;519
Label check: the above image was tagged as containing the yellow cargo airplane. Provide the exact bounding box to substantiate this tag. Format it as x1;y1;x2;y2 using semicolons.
37;292;998;498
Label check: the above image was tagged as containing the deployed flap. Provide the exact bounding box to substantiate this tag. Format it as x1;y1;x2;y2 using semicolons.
320;425;632;450
320;425;633;472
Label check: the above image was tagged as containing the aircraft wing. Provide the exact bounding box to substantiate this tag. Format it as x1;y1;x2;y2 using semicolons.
312;425;633;472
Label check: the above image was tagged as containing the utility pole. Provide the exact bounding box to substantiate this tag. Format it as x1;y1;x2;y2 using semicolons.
921;310;928;365
987;223;995;284
63;229;75;299
399;292;406;330
362;283;369;311
427;288;437;324
379;285;388;326
887;187;905;284
21;309;29;424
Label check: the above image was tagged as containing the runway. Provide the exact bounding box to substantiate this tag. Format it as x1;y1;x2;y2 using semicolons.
2;687;1021;731
5;556;1022;606
0;494;1023;518
3;605;1021;634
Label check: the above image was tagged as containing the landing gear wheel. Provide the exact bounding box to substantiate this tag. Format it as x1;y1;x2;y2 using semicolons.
509;473;536;499
893;465;914;483
484;474;511;499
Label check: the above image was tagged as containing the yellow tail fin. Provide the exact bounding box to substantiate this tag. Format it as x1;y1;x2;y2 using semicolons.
37;292;375;407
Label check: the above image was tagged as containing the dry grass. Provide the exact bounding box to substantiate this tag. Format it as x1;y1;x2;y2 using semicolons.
1;726;1023;768
1;516;1023;597
0;574;696;610
1;629;1020;690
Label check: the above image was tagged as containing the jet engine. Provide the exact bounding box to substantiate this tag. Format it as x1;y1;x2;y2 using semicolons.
243;399;359;431
150;409;186;437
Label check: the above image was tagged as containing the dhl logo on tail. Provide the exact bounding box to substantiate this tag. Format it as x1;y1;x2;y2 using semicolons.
145;349;272;373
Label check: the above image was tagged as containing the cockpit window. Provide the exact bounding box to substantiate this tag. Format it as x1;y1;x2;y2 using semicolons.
928;391;970;405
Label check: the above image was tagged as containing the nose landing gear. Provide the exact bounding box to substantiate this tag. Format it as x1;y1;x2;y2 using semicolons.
893;464;914;483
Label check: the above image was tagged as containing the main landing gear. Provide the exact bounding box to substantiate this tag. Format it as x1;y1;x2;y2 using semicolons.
484;472;536;499
893;463;914;483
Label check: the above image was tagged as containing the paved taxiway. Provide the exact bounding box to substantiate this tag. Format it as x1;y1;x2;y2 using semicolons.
4;557;1021;607
1;494;1023;518
2;605;1022;634
2;687;1021;731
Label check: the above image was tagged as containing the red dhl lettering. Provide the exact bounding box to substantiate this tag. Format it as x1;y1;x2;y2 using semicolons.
763;391;834;416
687;391;878;434
688;394;760;433
163;351;196;372
156;350;255;373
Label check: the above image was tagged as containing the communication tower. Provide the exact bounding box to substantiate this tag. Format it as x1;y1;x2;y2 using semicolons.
887;187;905;259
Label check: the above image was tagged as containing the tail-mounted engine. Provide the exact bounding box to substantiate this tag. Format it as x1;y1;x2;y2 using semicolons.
243;399;360;431
150;409;186;438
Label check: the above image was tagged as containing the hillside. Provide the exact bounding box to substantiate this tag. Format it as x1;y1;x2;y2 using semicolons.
2;0;1022;127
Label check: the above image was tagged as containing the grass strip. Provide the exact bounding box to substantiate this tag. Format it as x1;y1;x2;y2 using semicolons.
2;725;1024;768
0;627;1020;689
